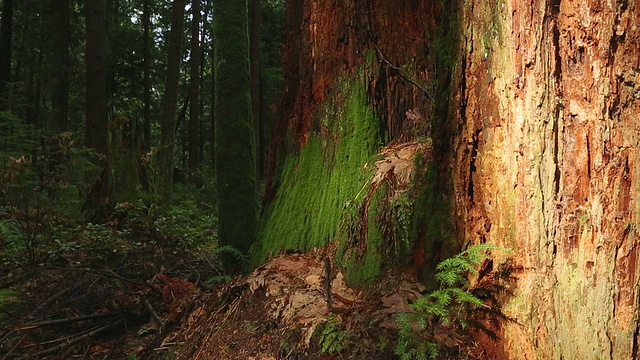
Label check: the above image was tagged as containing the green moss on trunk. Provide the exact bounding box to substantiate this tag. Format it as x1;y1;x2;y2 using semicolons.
252;74;381;263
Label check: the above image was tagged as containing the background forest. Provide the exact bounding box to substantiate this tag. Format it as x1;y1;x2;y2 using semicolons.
0;0;285;274
0;0;291;357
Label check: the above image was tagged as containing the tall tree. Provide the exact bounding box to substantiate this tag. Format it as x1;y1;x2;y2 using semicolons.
249;0;261;180
142;0;151;151
50;0;70;132
188;0;201;182
85;0;108;154
254;0;640;359
213;0;258;254
0;0;14;107
156;0;186;199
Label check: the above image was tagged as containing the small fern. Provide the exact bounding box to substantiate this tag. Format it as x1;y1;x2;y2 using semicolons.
319;314;348;354
394;244;508;359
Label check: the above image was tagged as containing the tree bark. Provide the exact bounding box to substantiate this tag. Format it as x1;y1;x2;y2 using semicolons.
259;0;640;358
85;0;108;154
0;0;13;108
51;0;70;133
249;0;261;180
188;0;201;182
450;0;640;358
156;0;186;200
142;0;151;152
213;0;258;254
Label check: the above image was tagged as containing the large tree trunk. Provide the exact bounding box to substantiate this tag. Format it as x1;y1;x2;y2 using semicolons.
257;0;640;358
451;0;640;358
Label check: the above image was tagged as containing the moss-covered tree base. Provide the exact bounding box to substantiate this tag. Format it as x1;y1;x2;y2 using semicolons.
253;73;435;285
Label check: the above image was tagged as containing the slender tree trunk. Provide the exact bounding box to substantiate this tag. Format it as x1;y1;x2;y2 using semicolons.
85;0;108;154
0;0;14;108
249;0;261;180
156;0;186;200
51;0;70;133
188;0;201;182
213;0;258;254
142;0;151;152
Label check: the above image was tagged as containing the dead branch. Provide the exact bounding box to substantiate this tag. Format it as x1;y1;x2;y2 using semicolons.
13;320;122;360
375;45;435;101
13;312;120;331
47;266;162;295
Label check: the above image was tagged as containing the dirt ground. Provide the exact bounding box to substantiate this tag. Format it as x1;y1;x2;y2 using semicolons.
1;252;502;359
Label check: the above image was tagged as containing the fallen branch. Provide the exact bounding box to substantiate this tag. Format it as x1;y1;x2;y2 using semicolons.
47;266;162;295
14;320;122;360
13;312;120;331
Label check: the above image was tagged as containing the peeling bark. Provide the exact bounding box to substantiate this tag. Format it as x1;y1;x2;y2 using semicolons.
452;0;640;358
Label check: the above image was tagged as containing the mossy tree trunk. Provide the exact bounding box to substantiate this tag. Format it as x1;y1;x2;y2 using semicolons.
255;0;446;280
257;0;639;358
213;0;258;254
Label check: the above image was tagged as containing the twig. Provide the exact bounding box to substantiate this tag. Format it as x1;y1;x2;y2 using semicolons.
14;320;122;360
324;257;333;312
29;280;86;318
47;266;162;295
374;45;434;101
13;312;119;330
0;334;27;360
142;295;164;331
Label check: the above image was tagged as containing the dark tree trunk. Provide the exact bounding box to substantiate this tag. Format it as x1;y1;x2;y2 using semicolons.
213;0;258;254
188;0;201;182
85;0;108;154
142;0;151;152
249;0;261;180
0;0;13;107
156;0;186;200
51;0;70;133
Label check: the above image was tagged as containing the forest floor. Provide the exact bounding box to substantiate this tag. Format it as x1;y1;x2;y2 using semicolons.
0;248;500;359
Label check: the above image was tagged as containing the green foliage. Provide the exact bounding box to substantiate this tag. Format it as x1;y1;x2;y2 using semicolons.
0;127;100;270
394;244;507;360
319;314;348;354
0;289;17;326
155;183;217;251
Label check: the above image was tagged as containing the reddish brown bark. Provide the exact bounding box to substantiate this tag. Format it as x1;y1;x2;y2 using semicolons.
267;0;640;358
452;0;640;358
265;0;437;200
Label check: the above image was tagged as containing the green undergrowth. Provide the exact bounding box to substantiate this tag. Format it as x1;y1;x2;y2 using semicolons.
252;73;382;263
